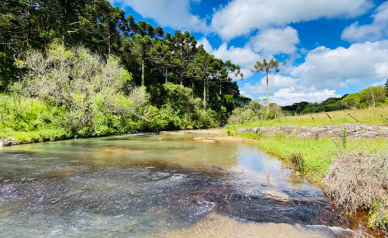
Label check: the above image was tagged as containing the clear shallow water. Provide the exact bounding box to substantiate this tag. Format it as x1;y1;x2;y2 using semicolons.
0;133;355;237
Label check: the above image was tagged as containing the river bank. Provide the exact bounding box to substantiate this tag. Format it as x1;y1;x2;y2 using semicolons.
0;128;228;147
222;123;388;234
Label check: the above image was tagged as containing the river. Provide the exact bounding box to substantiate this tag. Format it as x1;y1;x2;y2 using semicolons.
0;132;368;237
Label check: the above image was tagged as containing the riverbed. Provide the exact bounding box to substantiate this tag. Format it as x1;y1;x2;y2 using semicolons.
0;133;362;237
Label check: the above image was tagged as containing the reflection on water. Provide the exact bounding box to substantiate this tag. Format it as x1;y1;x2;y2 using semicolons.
0;133;354;237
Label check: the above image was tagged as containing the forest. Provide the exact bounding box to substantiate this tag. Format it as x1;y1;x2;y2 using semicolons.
282;85;388;114
0;0;245;141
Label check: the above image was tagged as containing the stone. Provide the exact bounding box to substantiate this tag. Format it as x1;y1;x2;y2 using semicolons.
0;137;20;147
237;123;388;140
261;189;290;202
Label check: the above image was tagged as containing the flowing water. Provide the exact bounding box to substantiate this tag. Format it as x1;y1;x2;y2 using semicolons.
0;133;371;237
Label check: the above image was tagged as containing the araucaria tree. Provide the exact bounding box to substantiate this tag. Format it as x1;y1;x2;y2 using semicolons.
253;59;286;115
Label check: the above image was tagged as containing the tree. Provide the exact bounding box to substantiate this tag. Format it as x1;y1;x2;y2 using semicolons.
149;37;179;84
252;58;286;115
221;60;243;95
14;43;147;134
342;94;360;109
81;0;127;55
385;79;388;97
171;30;197;85
193;48;219;108
127;15;164;87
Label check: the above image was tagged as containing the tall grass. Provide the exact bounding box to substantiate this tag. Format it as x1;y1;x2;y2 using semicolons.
227;105;388;130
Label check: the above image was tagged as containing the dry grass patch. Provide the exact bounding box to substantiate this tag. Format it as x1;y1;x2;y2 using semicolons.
323;153;388;229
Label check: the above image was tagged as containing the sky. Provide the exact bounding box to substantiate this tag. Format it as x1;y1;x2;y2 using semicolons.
110;0;388;106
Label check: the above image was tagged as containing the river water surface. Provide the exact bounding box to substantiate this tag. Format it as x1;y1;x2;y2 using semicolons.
0;133;366;237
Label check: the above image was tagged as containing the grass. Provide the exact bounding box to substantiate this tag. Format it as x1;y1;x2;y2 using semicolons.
0;128;73;144
227;105;388;130
229;131;388;182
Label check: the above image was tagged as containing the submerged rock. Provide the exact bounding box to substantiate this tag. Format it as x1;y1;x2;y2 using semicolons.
193;137;217;143
260;189;290;202
0;137;20;147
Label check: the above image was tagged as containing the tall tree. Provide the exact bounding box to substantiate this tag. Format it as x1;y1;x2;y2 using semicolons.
253;58;286;115
0;0;30;89
171;30;197;86
193;47;219;108
127;15;164;86
81;0;127;55
150;38;178;84
220;60;243;95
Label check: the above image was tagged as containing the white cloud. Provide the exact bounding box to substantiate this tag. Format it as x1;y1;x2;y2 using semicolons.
110;0;209;32
270;87;340;106
342;1;388;42
198;39;264;79
197;37;213;53
211;0;373;40
247;27;300;55
241;74;298;94
291;40;388;89
212;43;262;69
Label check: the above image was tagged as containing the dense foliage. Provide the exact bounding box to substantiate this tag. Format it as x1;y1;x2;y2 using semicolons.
282;86;388;115
228;100;282;124
0;0;245;138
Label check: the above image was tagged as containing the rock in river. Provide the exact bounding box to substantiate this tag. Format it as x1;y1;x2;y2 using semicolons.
0;137;20;147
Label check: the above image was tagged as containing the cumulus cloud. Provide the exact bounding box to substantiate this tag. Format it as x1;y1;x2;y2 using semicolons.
291;40;388;89
241;74;298;94
211;0;373;40
198;38;264;79
110;0;209;32
197;37;213;53
247;27;300;55
342;1;388;42
270;87;340;106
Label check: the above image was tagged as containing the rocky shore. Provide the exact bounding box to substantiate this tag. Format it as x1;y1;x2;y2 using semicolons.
235;123;388;139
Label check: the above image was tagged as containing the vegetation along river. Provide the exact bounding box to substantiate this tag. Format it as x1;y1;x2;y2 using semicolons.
0;132;366;237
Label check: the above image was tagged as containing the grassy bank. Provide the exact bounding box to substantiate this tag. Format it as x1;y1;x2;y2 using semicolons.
227;105;388;129
226;103;388;231
0;128;73;144
227;123;388;231
229;131;388;181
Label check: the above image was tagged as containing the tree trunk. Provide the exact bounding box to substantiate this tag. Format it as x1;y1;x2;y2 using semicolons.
107;29;111;56
141;59;145;87
219;79;222;95
165;68;168;84
192;80;195;97
266;73;269;115
203;79;207;109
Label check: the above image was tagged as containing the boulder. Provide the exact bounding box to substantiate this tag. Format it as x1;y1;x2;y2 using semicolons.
0;137;20;147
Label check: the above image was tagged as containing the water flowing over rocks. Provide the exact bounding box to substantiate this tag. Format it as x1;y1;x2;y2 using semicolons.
236;123;388;140
0;137;20;147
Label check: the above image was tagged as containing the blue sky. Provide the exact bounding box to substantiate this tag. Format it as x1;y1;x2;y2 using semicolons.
110;0;388;105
